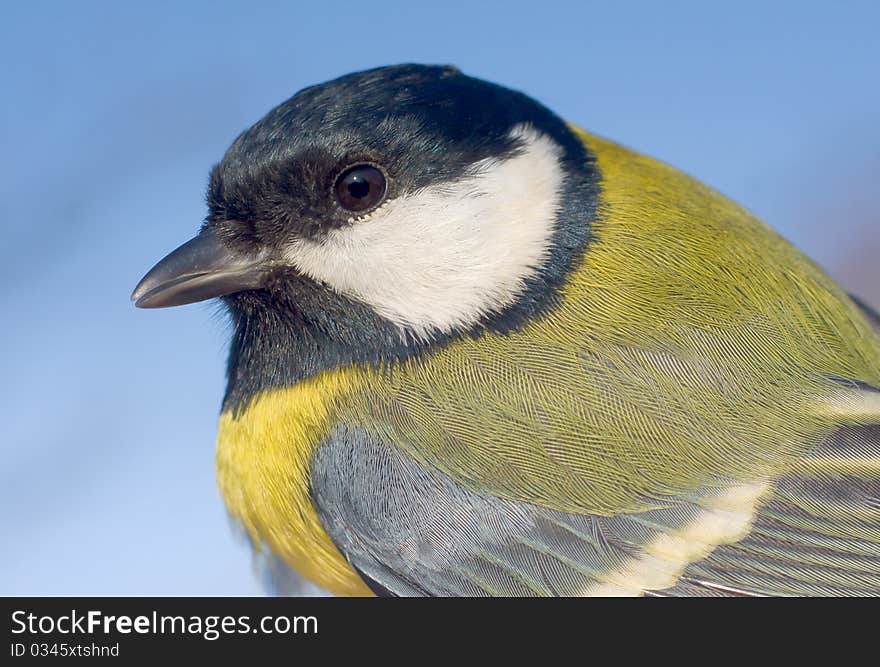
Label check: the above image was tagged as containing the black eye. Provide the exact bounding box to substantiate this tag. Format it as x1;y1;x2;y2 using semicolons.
334;164;387;212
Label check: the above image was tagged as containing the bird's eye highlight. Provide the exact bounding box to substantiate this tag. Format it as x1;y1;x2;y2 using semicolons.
334;164;387;212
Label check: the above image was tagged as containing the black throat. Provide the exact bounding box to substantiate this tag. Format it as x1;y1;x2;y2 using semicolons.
221;274;429;416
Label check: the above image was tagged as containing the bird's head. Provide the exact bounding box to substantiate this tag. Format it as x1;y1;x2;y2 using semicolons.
132;64;598;400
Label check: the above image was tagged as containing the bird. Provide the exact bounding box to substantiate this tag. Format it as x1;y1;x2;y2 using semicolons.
132;64;880;596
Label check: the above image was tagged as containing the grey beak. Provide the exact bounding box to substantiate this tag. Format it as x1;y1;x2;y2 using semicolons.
131;229;266;308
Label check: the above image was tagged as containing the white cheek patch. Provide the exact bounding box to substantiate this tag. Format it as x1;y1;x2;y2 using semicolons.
283;125;565;338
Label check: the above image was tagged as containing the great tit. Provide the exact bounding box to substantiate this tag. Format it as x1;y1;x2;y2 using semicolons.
133;64;880;596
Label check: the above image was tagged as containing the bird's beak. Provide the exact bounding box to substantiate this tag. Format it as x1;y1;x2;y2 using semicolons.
131;229;267;308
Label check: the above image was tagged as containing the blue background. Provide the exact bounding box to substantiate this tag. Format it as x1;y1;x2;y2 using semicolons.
2;1;878;594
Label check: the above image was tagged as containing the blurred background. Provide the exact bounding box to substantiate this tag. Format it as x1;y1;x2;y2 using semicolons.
2;0;877;594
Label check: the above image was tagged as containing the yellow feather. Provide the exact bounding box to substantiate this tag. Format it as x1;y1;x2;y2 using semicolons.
216;369;373;597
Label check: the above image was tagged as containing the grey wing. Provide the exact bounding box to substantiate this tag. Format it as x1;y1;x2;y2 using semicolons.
311;421;880;597
311;425;609;597
311;425;694;597
672;422;880;597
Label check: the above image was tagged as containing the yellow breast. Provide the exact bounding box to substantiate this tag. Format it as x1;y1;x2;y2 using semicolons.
215;368;373;597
